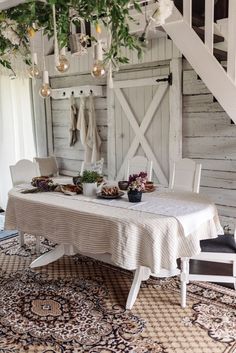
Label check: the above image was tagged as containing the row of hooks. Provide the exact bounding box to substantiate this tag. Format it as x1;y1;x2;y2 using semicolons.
51;85;103;99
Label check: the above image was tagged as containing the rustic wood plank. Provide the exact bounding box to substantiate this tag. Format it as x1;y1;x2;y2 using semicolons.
200;186;236;208
183;137;236;159
183;70;210;95
183;112;230;123
201;170;236;189
193;159;236;172
183;94;224;112
183;119;236;137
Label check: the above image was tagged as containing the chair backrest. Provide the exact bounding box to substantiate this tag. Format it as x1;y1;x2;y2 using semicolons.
169;158;202;193
80;158;104;176
34;156;59;177
126;156;153;181
10;159;39;186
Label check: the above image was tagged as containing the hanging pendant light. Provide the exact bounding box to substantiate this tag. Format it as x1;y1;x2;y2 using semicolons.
39;70;51;98
28;53;41;78
56;47;70;73
91;40;106;78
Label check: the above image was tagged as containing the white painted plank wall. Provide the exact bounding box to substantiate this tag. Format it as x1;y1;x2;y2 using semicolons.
182;60;236;230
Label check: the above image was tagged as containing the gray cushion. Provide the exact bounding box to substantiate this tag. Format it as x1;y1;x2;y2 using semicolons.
200;235;236;253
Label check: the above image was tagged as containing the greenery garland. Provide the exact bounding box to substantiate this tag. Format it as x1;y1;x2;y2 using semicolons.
0;0;144;71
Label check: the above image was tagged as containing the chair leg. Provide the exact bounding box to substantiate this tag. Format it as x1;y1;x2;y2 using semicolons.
19;231;25;247
233;261;236;290
180;257;189;308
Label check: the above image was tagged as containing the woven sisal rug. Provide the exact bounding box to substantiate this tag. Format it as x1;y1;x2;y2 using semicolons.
0;236;235;353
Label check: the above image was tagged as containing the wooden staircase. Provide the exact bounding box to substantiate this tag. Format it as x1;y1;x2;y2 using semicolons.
162;0;236;124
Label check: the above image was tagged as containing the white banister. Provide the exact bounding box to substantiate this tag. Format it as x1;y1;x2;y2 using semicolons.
204;0;214;54
227;0;236;82
183;0;192;27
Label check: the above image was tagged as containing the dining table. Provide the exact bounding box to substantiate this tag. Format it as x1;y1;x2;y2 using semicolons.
4;179;224;309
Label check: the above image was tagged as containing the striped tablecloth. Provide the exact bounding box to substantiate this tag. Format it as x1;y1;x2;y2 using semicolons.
5;188;223;274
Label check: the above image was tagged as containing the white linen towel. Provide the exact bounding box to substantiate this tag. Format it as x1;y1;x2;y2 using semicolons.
69;94;78;146
76;96;87;148
86;95;101;163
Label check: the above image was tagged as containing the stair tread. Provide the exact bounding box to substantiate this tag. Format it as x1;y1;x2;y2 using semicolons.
214;48;227;61
193;26;224;44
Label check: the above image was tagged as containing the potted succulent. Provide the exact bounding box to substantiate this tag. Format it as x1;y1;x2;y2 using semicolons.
127;172;147;203
81;170;100;196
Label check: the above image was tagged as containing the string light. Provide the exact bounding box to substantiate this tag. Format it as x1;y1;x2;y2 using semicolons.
56;47;70;73
39;70;51;98
28;53;40;78
91;40;106;78
39;29;52;98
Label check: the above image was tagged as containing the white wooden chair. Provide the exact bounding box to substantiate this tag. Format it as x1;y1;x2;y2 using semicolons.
80;158;104;175
34;156;59;177
10;159;39;187
171;160;236;307
10;159;40;251
169;158;202;193
126;156;153;181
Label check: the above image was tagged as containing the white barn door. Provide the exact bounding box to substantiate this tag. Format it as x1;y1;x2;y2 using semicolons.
109;66;172;185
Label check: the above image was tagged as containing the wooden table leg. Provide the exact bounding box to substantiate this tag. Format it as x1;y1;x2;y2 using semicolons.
126;266;151;310
30;244;78;268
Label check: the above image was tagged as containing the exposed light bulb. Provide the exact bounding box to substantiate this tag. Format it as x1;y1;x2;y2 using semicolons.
91;60;106;78
28;64;41;78
56;47;70;73
39;70;52;98
28;53;41;79
91;41;106;78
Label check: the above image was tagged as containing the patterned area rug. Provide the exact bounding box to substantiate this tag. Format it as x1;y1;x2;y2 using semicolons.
0;236;235;353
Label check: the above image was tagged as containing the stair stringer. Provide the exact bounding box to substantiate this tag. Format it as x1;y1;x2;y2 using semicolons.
163;12;236;124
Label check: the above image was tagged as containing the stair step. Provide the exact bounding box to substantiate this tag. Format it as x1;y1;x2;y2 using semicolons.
214;48;227;61
193;26;224;43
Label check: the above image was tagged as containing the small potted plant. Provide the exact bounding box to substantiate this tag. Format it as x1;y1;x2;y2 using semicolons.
81;170;100;196
127;172;147;203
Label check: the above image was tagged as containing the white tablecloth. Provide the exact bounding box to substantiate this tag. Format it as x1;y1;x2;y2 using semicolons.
5;188;223;274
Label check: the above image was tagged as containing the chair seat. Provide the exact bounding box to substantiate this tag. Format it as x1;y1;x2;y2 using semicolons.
200;235;236;253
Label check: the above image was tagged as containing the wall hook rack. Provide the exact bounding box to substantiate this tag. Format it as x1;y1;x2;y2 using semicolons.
51;85;103;99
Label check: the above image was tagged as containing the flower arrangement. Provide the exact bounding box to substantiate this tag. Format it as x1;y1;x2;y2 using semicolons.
31;177;57;192
127;172;147;192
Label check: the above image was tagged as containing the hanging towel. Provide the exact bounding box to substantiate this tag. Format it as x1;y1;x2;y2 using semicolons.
69;94;78;146
86;95;101;163
76;96;87;148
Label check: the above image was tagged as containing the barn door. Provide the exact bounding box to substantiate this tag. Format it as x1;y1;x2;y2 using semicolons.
110;67;171;185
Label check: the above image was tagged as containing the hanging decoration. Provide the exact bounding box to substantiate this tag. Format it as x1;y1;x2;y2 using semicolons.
0;0;173;76
69;17;88;57
28;52;40;78
91;40;106;78
56;47;70;73
39;30;51;99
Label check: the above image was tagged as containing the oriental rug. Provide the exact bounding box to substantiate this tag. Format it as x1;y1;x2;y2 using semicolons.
0;236;235;353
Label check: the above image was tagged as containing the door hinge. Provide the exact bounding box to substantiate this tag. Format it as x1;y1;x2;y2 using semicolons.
156;73;172;86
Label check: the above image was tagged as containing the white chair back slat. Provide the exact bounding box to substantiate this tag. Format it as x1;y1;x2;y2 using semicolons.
80;158;104;176
34;156;59;177
169;158;202;194
126;156;153;181
10;159;39;186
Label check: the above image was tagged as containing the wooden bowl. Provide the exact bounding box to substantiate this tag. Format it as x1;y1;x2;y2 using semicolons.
118;181;129;190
